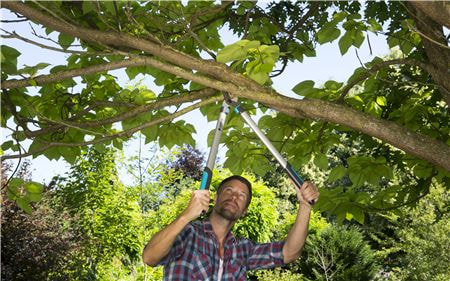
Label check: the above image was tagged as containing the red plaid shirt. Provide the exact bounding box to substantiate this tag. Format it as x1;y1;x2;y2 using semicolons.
158;219;285;280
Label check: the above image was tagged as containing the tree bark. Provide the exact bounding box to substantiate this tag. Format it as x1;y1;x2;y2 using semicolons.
407;2;450;106
409;1;450;29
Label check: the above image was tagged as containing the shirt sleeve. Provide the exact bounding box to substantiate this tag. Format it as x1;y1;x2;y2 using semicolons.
246;240;285;270
157;223;193;266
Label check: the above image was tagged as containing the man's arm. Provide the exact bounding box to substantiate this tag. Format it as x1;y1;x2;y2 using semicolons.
282;181;319;264
142;190;210;266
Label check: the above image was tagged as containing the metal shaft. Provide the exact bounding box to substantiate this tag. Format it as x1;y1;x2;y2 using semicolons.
199;100;230;190
232;103;314;204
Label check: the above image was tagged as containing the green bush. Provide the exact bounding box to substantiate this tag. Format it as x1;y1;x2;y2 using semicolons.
300;225;380;281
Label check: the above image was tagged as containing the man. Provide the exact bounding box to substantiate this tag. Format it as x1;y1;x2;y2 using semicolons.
143;175;320;280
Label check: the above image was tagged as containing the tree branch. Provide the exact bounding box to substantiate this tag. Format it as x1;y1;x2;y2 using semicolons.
1;95;222;161
407;2;450;106
1;29;95;55
1;56;146;89
409;1;450;30
26;88;218;138
2;1;263;92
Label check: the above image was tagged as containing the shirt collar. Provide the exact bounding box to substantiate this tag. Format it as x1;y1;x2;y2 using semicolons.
203;218;236;244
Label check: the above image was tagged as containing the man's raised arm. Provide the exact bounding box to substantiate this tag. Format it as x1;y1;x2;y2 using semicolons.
282;181;319;264
142;190;210;266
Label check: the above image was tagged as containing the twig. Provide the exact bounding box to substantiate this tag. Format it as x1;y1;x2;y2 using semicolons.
1;146;22;190
186;28;216;59
355;49;366;69
1;19;28;23
407;22;450;50
1;29;86;55
37;115;107;137
367;33;373;56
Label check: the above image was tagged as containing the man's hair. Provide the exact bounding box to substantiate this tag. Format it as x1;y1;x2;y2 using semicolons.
217;175;252;208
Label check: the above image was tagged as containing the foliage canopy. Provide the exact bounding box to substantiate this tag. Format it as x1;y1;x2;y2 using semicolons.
1;1;449;219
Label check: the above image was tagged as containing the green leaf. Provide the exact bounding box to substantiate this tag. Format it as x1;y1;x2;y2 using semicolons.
103;1;116;14
217;45;247;63
113;138;124;150
1;45;21;74
324;80;343;91
58;33;75;49
135;89;156;105
59;147;79;165
367;19;382;32
82;1;95;14
18;63;50;76
353;30;365;47
413;163;433;178
1;140;14;151
333;12;348;23
316;25;341;44
29;79;37;86
292;80;315;96
339;30;353;55
9;177;25;188
314;154;328;170
27;192;43;202
349;206;365;224
125;66;145;80
349;170;364;186
200;102;221;122
16;197;33;214
24;182;44;194
247;71;268;85
376;96;387;106
329;166;347;181
217;40;260;63
366;101;382;117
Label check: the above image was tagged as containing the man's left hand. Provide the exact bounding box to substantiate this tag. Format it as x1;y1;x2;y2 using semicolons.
294;181;319;207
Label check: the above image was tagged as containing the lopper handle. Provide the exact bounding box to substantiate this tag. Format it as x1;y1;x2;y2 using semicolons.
285;164;316;205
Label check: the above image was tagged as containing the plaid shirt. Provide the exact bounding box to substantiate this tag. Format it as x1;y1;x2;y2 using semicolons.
158;219;285;280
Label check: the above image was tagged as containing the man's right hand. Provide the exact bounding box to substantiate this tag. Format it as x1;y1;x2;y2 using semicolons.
181;190;210;222
143;189;210;266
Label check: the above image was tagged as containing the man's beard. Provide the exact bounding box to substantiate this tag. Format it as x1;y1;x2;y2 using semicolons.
215;203;242;221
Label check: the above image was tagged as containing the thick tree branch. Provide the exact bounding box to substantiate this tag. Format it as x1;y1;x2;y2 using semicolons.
1;96;222;161
409;1;450;30
407;2;450;106
2;1;262;92
255;96;450;172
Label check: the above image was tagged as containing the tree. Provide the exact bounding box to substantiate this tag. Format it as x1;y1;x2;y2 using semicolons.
167;145;205;181
1;1;449;218
52;148;143;280
301;225;380;281
370;184;450;281
1;161;82;281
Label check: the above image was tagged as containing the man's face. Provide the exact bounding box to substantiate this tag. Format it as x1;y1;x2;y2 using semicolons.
214;179;250;221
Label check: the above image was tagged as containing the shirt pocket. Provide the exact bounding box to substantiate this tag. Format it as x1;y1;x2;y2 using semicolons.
228;258;247;281
191;252;214;281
